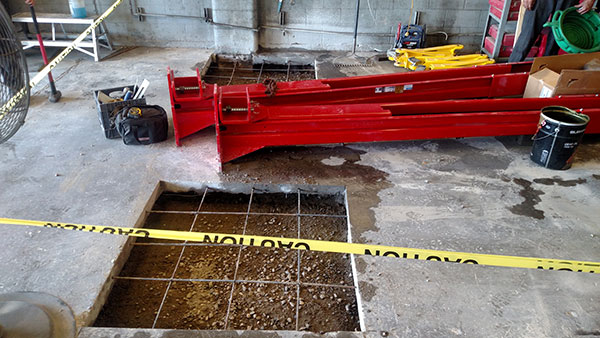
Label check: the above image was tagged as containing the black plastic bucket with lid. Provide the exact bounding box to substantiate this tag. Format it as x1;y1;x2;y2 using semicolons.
530;106;590;170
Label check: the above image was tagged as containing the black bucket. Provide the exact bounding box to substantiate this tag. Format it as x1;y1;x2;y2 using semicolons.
530;106;590;170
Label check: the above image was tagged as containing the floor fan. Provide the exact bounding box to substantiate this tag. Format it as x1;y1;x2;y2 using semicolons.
0;3;29;144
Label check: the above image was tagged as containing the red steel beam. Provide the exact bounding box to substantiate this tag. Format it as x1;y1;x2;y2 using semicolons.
215;96;600;164
168;62;532;145
168;61;599;168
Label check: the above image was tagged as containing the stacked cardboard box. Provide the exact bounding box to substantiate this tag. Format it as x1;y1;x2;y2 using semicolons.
523;52;600;98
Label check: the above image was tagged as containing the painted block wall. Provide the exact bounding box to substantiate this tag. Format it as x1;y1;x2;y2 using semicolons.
258;0;489;52
6;0;215;48
6;0;490;53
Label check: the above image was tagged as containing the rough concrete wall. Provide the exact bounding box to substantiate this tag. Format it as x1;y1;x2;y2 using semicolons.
258;0;489;52
7;0;215;48
212;0;258;54
6;0;488;53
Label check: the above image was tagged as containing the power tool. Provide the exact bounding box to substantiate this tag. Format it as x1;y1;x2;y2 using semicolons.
395;23;426;49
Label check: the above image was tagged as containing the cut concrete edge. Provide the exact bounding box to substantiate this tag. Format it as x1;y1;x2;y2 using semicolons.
78;327;363;337
78;181;164;330
162;180;347;196
345;187;366;332
200;53;216;78
80;180;357;333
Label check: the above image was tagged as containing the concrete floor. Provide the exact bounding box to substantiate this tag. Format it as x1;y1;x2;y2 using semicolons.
1;47;599;338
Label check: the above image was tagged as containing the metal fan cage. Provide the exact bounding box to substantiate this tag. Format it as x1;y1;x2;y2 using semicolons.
0;3;29;144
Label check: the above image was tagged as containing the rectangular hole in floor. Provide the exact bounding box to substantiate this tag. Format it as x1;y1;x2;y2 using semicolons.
203;57;316;86
94;184;361;333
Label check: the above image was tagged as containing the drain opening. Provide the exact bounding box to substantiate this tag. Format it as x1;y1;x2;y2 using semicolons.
94;184;361;332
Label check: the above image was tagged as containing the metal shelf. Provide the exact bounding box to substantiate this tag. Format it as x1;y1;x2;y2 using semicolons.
481;1;519;60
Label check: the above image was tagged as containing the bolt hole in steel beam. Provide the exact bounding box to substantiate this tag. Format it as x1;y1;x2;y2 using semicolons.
94;182;362;332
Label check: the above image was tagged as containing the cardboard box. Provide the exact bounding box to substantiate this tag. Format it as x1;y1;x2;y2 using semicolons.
523;52;600;98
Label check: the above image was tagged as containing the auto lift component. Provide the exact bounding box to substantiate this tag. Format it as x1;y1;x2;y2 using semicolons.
167;62;600;168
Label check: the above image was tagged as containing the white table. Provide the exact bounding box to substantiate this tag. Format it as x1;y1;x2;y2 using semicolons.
12;12;113;62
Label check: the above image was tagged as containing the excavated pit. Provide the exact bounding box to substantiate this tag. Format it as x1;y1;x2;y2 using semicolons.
94;184;361;333
203;57;315;86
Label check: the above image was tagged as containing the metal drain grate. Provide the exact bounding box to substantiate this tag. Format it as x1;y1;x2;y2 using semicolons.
94;184;361;332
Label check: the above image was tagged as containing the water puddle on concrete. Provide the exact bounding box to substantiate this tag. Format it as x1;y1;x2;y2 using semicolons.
94;184;360;332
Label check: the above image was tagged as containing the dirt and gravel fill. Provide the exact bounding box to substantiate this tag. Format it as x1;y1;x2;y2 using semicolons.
152;191;203;211
200;191;250;212
136;212;195;244
94;279;168;328
298;285;360;332
119;245;180;278
155;281;231;330
245;215;297;238
204;61;315;86
175;245;239;280
301;193;346;215
250;192;298;214
191;214;246;234
95;190;360;332
227;282;297;330
236;247;298;282
300;216;347;241
300;251;354;286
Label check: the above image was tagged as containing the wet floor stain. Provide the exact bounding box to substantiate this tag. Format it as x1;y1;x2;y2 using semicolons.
397;140;513;178
533;177;587;187
220;146;391;243
508;178;545;220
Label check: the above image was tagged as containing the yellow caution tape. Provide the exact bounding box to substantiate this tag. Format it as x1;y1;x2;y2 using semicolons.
0;0;123;121
1;217;599;274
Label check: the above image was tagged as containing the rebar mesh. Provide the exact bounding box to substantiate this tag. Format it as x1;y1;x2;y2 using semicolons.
0;3;29;144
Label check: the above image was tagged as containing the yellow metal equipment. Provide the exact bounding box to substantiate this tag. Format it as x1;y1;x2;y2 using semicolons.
388;44;494;70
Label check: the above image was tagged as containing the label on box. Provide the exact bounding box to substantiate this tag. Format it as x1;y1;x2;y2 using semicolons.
540;86;553;98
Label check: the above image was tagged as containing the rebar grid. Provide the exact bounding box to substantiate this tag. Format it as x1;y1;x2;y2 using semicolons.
151;187;209;328
256;62;265;84
203;62;315;85
223;188;254;329
149;210;346;218
119;187;354;330
113;276;355;290
208;66;315;73
295;188;301;330
226;61;237;86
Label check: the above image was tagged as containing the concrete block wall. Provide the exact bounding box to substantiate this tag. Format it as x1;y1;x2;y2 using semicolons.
6;0;215;48
212;0;258;54
6;0;490;53
259;0;489;52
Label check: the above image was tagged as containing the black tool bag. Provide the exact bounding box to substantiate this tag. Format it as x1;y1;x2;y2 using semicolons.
115;105;168;145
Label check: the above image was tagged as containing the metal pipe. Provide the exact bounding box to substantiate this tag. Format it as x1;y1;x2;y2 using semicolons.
352;0;360;54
